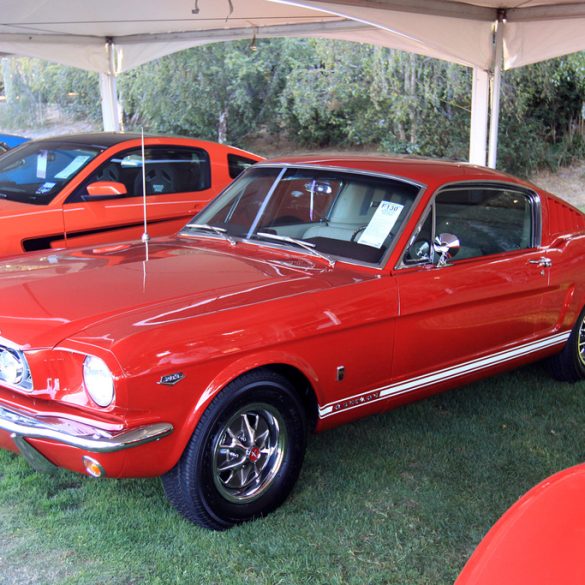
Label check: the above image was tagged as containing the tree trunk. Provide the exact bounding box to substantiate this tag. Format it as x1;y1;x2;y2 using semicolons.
218;109;228;144
2;58;14;103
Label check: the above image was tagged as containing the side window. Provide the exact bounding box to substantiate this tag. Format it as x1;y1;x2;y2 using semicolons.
435;188;533;260
69;146;210;202
403;186;535;265
228;154;258;179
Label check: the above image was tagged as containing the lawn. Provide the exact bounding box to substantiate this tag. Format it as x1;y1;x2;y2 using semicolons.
1;362;584;585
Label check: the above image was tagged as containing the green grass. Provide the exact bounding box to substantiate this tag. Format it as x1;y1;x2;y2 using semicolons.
2;362;585;585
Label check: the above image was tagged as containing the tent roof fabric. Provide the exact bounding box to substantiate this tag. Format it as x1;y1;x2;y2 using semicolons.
0;1;583;73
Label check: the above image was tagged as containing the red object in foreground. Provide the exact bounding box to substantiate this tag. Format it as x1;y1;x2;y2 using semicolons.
0;132;262;258
1;155;585;530
456;464;585;585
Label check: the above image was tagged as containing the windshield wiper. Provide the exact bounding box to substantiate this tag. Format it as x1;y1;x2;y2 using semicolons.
255;232;335;268
184;223;236;246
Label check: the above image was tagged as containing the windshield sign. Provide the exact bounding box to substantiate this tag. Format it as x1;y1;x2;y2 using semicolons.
0;141;102;205
184;166;420;265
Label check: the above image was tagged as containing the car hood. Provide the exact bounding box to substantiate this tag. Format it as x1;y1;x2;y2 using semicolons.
0;237;364;350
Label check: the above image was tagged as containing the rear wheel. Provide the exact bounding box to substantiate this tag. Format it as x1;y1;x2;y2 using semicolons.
549;307;585;382
162;369;307;530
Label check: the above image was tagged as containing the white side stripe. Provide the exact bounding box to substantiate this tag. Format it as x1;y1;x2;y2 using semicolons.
318;331;570;419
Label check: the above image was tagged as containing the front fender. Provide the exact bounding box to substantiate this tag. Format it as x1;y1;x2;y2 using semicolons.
166;349;323;471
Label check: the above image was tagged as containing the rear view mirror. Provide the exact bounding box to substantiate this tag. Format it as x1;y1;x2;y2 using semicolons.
404;239;431;264
86;181;127;197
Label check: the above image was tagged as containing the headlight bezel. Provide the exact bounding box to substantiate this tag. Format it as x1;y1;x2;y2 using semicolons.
0;345;32;391
83;355;115;408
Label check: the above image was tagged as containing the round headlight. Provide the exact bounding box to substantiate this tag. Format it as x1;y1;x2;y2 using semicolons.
0;347;25;386
83;355;115;407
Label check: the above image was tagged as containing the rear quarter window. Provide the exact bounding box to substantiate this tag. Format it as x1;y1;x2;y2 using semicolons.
228;154;258;179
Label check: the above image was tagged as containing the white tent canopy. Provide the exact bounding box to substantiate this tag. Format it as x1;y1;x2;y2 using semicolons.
1;0;585;166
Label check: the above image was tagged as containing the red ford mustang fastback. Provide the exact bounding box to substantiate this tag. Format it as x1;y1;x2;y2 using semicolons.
0;156;584;530
0;133;261;258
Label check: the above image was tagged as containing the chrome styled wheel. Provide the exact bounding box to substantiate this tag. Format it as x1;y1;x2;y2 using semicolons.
161;369;307;530
212;403;287;503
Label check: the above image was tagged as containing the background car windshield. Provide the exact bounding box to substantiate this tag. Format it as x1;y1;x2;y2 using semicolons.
191;166;420;264
0;141;102;205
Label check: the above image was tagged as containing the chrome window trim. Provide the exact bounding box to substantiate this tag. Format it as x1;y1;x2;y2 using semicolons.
254;162;426;190
396;180;542;270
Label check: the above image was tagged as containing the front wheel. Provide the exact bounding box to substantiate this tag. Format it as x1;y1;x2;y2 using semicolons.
162;369;307;530
549;307;585;382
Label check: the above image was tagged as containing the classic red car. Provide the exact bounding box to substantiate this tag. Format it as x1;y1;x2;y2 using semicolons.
0;156;584;530
0;133;262;258
456;463;585;585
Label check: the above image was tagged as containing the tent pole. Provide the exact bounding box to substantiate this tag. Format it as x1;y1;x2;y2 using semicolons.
99;39;121;132
469;67;489;166
487;14;504;169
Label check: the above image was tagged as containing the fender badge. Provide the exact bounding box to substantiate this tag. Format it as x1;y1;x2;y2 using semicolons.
157;372;185;386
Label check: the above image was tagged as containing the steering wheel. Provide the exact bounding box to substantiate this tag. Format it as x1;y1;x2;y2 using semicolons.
350;225;368;242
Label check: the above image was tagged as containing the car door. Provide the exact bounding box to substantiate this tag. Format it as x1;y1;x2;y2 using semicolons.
393;183;557;386
62;145;213;248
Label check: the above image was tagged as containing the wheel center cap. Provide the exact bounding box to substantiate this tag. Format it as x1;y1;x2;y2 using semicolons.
248;446;261;463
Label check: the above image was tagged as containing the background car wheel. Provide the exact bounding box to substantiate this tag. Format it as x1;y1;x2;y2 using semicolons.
162;369;307;530
549;307;585;382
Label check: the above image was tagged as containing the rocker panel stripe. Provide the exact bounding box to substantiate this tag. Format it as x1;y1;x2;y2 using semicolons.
318;331;570;419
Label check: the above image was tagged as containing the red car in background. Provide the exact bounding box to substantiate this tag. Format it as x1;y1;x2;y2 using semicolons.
0;133;262;258
0;155;584;531
456;463;585;585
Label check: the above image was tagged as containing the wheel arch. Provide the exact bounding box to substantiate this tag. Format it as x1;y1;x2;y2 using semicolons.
167;353;322;471
261;362;319;431
201;360;320;432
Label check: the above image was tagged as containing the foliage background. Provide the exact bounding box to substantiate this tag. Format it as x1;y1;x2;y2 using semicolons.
1;40;584;176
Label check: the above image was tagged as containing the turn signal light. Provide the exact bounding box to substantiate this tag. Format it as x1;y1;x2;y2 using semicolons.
83;456;106;478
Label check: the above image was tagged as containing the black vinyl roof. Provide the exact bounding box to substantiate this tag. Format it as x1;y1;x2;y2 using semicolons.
33;132;150;148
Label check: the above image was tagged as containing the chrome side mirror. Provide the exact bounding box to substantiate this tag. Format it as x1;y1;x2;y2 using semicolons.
433;233;460;267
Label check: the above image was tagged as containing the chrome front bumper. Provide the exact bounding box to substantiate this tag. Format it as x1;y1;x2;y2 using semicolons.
0;404;173;472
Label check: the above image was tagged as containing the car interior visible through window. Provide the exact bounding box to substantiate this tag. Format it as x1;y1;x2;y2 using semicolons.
186;166;421;265
69;146;211;202
0;141;103;205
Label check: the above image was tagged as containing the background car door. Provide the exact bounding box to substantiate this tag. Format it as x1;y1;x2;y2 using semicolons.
393;185;555;384
62;146;213;248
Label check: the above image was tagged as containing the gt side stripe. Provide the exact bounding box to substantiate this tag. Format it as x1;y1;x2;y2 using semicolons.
318;331;570;419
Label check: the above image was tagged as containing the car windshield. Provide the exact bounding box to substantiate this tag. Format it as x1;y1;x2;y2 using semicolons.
184;165;421;264
0;141;103;205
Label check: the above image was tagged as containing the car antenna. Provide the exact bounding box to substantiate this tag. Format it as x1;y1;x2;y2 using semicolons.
140;128;150;261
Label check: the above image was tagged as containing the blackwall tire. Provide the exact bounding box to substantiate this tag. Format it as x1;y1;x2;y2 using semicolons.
549;307;585;382
162;369;307;530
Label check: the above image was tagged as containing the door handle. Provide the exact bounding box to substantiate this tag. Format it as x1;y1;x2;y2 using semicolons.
529;257;552;268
